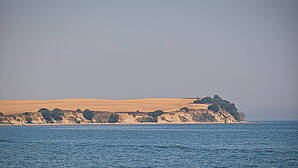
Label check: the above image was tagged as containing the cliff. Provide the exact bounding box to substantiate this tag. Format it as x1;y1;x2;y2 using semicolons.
0;96;245;125
0;108;240;125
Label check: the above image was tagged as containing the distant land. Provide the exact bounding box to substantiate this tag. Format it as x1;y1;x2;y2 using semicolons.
0;95;246;125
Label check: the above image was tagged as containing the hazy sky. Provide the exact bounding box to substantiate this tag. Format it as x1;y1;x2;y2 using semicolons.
0;0;297;120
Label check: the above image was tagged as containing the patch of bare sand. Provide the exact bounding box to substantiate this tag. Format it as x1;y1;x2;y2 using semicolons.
0;98;209;115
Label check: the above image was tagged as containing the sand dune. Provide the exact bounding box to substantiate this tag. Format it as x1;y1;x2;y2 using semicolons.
0;98;208;115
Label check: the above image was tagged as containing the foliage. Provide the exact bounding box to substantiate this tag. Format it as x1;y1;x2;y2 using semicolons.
148;110;164;117
192;113;215;122
0;112;4;116
201;113;215;121
51;108;64;121
25;115;32;123
108;113;119;123
83;109;94;120
39;108;53;123
207;104;219;112
180;107;190;112
193;97;213;104
76;109;82;113
193;95;241;121
136;116;157;122
23;112;30;115
94;116;102;123
38;108;65;122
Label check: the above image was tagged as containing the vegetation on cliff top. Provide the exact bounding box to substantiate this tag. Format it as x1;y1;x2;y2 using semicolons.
193;95;243;121
0;96;244;124
83;109;94;120
38;108;64;123
108;113;119;123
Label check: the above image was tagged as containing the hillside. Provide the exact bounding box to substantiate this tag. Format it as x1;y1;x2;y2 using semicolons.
0;96;245;125
0;98;208;115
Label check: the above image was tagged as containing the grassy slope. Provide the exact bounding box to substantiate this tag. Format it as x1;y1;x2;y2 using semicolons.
0;98;209;115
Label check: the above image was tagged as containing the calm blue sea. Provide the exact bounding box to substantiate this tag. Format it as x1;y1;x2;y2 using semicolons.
0;121;297;168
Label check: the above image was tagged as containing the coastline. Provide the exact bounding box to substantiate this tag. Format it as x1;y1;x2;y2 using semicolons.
0;121;251;126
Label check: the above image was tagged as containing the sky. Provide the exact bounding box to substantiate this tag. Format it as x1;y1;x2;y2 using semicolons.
0;0;297;120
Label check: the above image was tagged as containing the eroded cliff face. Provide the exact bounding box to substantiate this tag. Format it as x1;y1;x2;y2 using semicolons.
157;109;236;123
0;108;239;125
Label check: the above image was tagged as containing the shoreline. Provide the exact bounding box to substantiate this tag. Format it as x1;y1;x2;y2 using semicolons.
0;121;252;126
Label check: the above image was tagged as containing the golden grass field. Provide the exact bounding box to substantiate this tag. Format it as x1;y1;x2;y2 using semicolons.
0;98;209;115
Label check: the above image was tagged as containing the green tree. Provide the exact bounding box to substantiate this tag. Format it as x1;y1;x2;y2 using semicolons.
136;116;156;122
108;113;119;123
25;115;32;123
83;109;94;120
23;112;30;115
192;95;242;121
39;108;52;123
148;110;164;117
193;97;213;104
51;108;64;121
180;107;190;112
208;104;219;112
0;112;4;116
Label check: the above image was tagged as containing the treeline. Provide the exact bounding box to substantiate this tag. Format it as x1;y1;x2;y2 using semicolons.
38;108;65;123
36;108;120;123
137;110;165;122
22;108;167;124
193;95;243;121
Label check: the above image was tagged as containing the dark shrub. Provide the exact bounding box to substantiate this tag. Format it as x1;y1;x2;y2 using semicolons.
192;113;215;122
95;116;102;123
213;95;222;101
51;108;64;121
39;108;52;123
193;95;242;121
208;104;219;112
25;115;32;123
108;113;119;123
0;112;4;116
23;112;30;115
136;116;156;122
193;97;213;104
180;107;190;112
76;109;82;113
202;113;215;121
83;109;94;120
148;110;164;117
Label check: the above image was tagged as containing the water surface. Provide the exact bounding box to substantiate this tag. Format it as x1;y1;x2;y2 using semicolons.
0;121;297;167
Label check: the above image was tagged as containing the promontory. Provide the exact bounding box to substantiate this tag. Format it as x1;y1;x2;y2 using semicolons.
0;95;246;125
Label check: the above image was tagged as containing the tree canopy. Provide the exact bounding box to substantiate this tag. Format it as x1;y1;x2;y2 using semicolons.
193;95;240;121
39;108;52;123
148;110;164;117
83;109;94;120
108;113;119;123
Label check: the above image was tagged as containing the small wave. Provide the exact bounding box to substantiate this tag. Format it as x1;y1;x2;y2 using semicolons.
0;139;14;143
99;144;191;150
155;145;188;150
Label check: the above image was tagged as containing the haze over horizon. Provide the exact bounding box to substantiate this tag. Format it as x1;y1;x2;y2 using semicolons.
0;0;297;121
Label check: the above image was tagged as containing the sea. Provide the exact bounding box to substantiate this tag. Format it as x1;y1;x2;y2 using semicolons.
0;121;297;168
